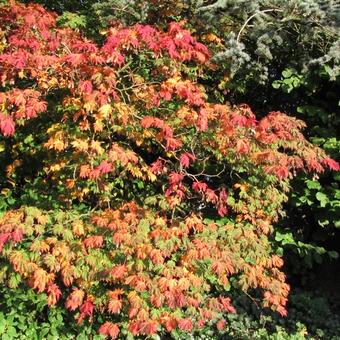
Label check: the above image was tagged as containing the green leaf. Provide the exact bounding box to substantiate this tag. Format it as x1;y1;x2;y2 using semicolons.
138;219;150;235
272;81;281;89
306;180;321;190
282;69;293;78
328;251;339;259
315;192;329;207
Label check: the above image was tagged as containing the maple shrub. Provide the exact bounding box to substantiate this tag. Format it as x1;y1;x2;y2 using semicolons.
0;1;339;339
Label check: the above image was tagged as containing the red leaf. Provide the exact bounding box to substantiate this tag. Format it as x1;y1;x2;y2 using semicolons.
322;157;339;171
10;228;24;242
166;137;182;151
64;53;85;66
216;319;226;330
77;297;94;323
0;114;15;136
47;283;62;306
219;297;236;313
78;80;93;94
236;139;251;154
178;318;193;331
97;160;113;174
141;116;166;130
108;298;122;314
128;321;142;336
169;172;184;185
150;159;165;174
192;181;208;192
179;152;196;168
0;233;11;252
83;235;104;249
205;188;218;203
197;108;208;131
110;264;127;279
99;322;120;339
217;204;228;217
65;289;85;311
163;317;177;332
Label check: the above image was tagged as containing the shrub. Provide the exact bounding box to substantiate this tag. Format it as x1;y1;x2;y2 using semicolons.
0;1;338;338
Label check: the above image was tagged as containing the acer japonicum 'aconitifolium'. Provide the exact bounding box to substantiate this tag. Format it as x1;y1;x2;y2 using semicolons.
0;1;339;338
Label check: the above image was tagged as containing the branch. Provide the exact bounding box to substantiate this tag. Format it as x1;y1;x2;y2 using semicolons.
196;0;227;13
236;8;283;44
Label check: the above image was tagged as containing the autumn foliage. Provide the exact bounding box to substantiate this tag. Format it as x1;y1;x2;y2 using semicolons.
0;1;339;338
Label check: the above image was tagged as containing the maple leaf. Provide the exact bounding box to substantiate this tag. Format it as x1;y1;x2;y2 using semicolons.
141;116;164;129
166;137;182;151
236;139;251;154
45;131;67;151
98;103;113;117
99;322;120;339
108;298;122;314
141;321;158;335
83;235;104;249
169;172;184;185
149;249;164;265
65;289;85;311
265;165;289;179
110;264;127;279
205;188;218;203
10;228;24;242
0;233;11;252
192;181;208;192
72;220;85;236
179;152;196;168
77;297;94;323
162;316;177;332
0;113;15;136
178;318;193;331
61;265;74;286
64;53;85;66
217;204;228;217
276;305;288;317
47;283;62;306
216;320;226;330
79;164;91;178
150;159;165;174
78;80;93;94
97;161;113;175
32;268;49;293
128;321;142;336
150;292;164;308
322;157;339;171
219;296;236;313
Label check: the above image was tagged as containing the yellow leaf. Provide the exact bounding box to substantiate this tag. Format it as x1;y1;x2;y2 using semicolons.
45;131;67;151
98;104;113;118
93;119;104;132
90;140;104;155
84;101;97;113
18;70;25;79
71;139;89;152
114;102;132;124
48;161;66;172
47;123;61;134
72;220;85;236
166;76;181;87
